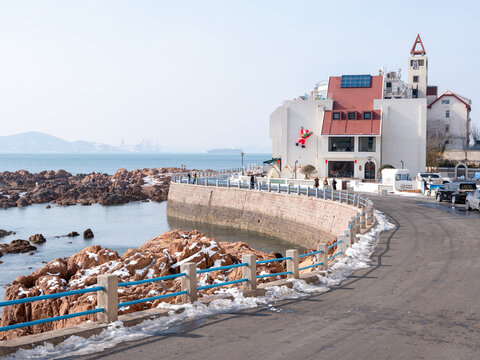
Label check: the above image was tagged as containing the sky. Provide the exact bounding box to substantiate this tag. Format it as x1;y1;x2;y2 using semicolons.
0;0;478;152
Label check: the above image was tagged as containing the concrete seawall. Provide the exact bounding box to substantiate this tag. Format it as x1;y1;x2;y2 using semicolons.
167;182;361;248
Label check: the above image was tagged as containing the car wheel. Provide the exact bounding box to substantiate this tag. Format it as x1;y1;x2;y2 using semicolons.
466;201;470;210
436;194;442;202
451;196;457;205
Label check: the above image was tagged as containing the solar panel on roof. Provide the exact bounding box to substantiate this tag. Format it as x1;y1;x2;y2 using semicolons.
340;75;371;88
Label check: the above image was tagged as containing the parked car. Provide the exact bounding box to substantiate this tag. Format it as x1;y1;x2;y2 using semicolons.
415;172;449;185
466;190;480;211
436;182;477;204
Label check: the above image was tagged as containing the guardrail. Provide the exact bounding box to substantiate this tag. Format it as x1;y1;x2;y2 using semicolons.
0;174;374;335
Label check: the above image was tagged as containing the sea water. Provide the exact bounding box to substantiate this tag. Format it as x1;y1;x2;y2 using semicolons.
0;153;271;174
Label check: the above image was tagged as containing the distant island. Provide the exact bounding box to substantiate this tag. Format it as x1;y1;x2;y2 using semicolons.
206;148;243;155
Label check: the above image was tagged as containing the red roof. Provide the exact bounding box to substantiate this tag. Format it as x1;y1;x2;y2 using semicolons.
427;91;471;110
321;75;383;135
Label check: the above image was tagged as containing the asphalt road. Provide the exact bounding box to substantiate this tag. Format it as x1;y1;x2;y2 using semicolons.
75;195;480;360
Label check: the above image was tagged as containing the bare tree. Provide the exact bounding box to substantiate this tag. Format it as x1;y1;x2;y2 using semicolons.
426;119;448;170
300;165;316;179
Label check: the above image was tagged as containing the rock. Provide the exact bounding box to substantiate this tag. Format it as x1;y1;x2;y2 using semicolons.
99;193;129;205
67;231;80;237
28;251;35;255
29;234;46;244
83;229;94;239
0;240;37;254
0;229;15;238
45;204;51;209
0;260;3;264
16;198;28;207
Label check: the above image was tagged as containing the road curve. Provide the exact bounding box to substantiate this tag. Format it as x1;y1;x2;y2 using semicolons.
76;195;480;360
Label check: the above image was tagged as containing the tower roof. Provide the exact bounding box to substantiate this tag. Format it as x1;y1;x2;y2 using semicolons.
410;34;426;56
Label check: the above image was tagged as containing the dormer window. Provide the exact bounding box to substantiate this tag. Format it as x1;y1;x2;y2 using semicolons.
333;112;341;120
363;112;372;120
348;112;356;120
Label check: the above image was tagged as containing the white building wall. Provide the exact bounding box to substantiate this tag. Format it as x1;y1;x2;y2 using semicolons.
427;97;470;150
375;98;427;176
270;99;332;173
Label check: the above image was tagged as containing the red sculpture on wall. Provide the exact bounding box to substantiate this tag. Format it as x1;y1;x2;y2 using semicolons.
296;127;313;148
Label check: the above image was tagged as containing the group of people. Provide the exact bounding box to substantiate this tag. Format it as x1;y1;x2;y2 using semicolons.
313;177;337;190
186;172;197;183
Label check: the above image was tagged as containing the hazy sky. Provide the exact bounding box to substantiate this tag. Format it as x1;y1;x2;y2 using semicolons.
0;1;478;152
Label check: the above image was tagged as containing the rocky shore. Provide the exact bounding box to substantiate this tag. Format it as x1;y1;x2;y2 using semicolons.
0;230;322;340
0;167;189;209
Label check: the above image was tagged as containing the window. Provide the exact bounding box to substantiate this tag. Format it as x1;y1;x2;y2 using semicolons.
445;140;449;145
329;137;354;152
386;82;392;88
445;124;450;133
446;110;450;118
418;59;424;66
413;76;419;83
363;112;372;120
441;99;450;104
358;137;376;152
412;89;418;98
348;112;356;120
333;112;341;120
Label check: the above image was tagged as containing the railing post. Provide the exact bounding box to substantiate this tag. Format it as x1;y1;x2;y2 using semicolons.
349;219;356;243
238;178;241;189
216;179;219;187
287;184;291;194
344;229;352;247
278;184;281;193
97;274;118;324
227;178;230;188
297;185;300;195
338;234;347;256
286;249;299;279
361;209;367;230
323;188;326;199
331;190;334;201
268;182;271;192
318;242;328;271
355;215;361;233
242;254;257;290
180;263;197;303
346;191;349;204
315;188;318;198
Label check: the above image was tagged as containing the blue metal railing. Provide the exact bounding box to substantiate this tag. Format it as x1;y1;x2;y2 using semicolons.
328;252;343;261
0;286;105;332
256;256;291;264
298;249;323;259
257;271;292;279
119;291;188;308
197;278;248;290
197;263;247;274
118;273;186;287
327;239;342;250
299;262;324;271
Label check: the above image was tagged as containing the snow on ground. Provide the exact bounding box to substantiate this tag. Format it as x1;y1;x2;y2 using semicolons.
4;210;395;360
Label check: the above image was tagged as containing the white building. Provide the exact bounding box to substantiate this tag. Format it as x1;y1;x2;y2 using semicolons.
269;34;471;180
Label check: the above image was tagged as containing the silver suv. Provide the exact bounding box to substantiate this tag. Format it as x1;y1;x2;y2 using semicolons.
466;190;480;211
415;173;448;185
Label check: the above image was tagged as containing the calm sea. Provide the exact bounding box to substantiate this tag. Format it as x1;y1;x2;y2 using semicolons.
0;153;271;174
0;153;307;302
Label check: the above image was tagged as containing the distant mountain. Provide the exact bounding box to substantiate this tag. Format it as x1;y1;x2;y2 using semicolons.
0;132;123;154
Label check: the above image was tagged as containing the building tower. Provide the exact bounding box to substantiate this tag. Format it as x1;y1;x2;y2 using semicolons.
408;34;428;98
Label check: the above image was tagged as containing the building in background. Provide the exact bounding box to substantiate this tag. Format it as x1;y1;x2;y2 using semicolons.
270;35;441;180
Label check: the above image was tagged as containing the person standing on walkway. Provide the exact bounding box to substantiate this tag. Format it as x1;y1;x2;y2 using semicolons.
187;173;191;184
250;174;255;190
314;177;319;188
193;172;197;184
332;178;337;190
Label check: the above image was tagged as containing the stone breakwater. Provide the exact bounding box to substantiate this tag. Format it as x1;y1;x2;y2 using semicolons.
0;230;326;340
167;182;360;249
0;168;185;209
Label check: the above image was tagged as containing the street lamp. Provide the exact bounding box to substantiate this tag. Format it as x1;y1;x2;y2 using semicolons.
241;152;245;175
400;160;404;169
